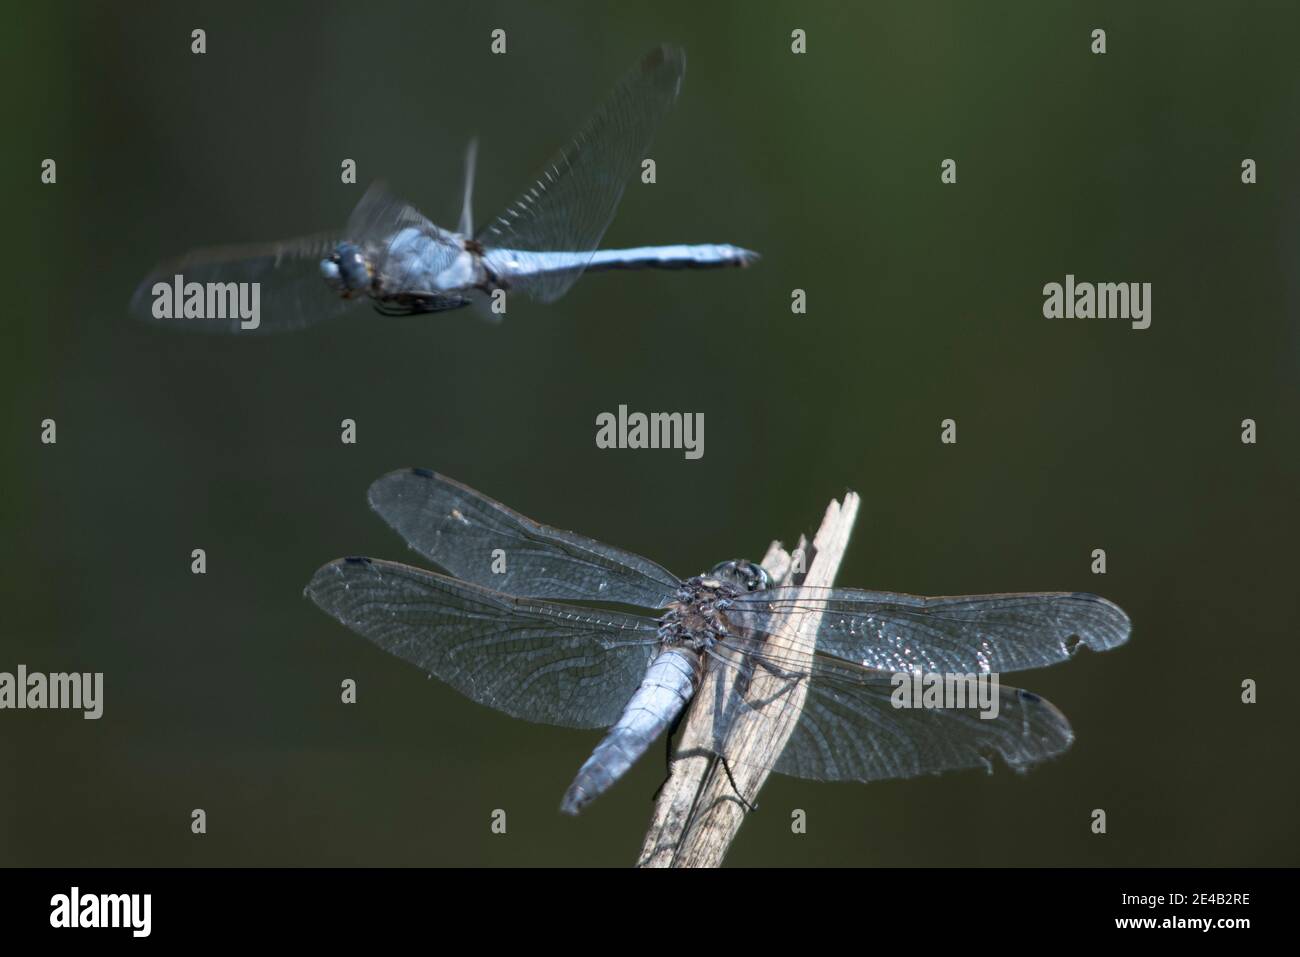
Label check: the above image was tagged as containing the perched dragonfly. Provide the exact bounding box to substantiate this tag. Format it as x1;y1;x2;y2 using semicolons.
306;470;1132;815
131;46;756;333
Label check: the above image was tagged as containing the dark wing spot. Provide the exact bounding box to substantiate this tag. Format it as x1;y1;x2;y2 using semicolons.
343;556;372;566
412;467;435;478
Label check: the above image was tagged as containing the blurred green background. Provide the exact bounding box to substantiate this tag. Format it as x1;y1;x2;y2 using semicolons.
4;0;1298;866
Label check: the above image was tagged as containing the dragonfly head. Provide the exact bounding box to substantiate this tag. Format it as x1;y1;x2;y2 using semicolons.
320;243;373;298
707;560;770;594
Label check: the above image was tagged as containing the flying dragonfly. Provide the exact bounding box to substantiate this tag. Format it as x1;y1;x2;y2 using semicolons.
131;46;756;333
306;470;1132;815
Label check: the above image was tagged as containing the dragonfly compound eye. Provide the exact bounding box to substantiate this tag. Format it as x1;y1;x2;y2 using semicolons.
736;561;770;592
707;560;769;593
319;256;345;294
321;243;372;297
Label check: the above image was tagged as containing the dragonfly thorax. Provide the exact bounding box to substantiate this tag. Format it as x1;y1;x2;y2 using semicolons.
657;564;766;651
319;242;373;298
658;581;732;651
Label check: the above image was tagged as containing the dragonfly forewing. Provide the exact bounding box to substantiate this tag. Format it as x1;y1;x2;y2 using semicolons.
367;468;681;608
478;44;688;302
723;587;1132;675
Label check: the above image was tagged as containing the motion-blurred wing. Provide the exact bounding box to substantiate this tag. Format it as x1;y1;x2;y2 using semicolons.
130;233;354;334
726;588;1131;675
477;45;687;303
305;556;660;729
345;181;438;245
367;469;681;608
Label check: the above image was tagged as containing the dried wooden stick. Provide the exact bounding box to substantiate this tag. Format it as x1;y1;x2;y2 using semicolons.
636;492;860;867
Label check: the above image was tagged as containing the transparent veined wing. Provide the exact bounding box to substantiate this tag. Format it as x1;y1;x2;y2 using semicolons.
724;588;1131;675
773;657;1075;781
345;180;438;244
305;556;661;729
699;586;1130;782
477;45;687;303
130;232;355;334
699;639;1075;782
367;468;682;609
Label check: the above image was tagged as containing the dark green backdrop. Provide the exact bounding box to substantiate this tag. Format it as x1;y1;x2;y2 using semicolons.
4;1;1297;865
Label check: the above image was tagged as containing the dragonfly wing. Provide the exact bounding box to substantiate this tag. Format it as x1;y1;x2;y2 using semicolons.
367;469;681;608
726;588;1131;675
771;656;1075;782
130;232;355;334
459;137;479;235
345;180;437;243
305;557;660;729
702;638;1075;782
477;45;687;303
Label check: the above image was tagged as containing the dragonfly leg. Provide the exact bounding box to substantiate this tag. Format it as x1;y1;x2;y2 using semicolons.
650;710;687;803
704;645;805;714
755;656;806;681
372;294;473;316
657;744;758;814
733;655;808;712
717;754;758;814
